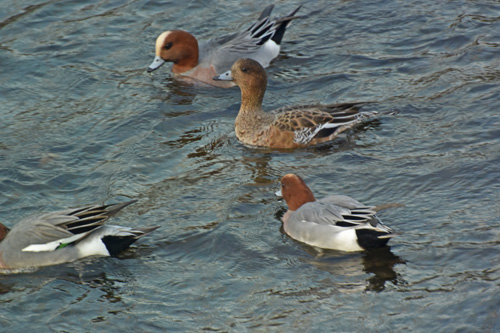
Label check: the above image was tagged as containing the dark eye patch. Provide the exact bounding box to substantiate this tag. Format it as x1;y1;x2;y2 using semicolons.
241;67;247;72
164;42;172;50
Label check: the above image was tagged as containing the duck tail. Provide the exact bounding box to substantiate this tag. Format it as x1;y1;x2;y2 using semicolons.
101;226;159;256
66;200;139;235
257;5;275;21
356;228;394;249
271;5;302;45
356;217;395;249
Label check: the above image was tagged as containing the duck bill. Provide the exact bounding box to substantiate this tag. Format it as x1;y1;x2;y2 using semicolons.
212;70;232;81
148;56;165;72
275;189;282;197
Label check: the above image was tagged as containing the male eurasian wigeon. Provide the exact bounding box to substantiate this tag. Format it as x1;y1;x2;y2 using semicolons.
213;58;376;149
147;4;301;88
0;200;158;270
276;174;394;251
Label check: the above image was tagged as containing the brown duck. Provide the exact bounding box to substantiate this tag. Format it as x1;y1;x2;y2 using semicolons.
213;58;376;148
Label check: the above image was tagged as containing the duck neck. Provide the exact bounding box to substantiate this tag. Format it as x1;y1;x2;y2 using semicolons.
287;188;316;211
0;223;8;241
239;85;266;114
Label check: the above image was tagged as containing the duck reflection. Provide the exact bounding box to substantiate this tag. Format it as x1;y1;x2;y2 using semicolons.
275;204;405;292
0;254;141;297
295;243;405;292
155;75;198;106
362;247;405;291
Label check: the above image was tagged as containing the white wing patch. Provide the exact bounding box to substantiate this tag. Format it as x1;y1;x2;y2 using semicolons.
22;233;87;252
292;111;377;144
293;127;318;144
293;122;342;144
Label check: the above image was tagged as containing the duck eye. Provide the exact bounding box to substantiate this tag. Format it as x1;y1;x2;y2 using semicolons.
241;67;247;72
164;42;172;50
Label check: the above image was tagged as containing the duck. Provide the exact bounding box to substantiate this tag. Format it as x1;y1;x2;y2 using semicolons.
0;200;158;270
213;58;376;148
276;174;394;251
147;4;301;88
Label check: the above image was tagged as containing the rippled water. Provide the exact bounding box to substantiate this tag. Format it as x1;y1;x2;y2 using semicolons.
1;0;500;331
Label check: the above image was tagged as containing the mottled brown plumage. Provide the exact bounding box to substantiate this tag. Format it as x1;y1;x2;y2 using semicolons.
214;58;375;148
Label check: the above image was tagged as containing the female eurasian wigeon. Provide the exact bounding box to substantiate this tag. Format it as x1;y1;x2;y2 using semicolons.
276;174;394;251
213;58;377;149
0;200;158;270
147;4;301;88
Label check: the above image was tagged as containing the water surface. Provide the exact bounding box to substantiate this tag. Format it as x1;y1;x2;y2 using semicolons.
1;0;500;331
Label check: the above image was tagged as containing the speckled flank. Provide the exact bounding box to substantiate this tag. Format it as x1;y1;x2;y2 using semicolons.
228;58;375;149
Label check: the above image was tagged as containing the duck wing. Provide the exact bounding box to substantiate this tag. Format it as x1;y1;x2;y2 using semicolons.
7;201;137;251
270;103;374;144
200;5;301;72
290;199;377;228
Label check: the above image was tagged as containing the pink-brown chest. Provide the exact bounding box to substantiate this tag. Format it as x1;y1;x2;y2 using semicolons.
178;65;235;88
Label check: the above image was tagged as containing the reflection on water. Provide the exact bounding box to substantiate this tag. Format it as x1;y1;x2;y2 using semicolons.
274;201;405;292
1;0;500;330
289;240;405;292
362;248;406;292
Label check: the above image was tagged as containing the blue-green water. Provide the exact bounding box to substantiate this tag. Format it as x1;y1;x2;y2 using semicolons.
1;0;500;331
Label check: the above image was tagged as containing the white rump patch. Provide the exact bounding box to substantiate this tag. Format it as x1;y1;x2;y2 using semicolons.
257;40;280;67
77;237;110;257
